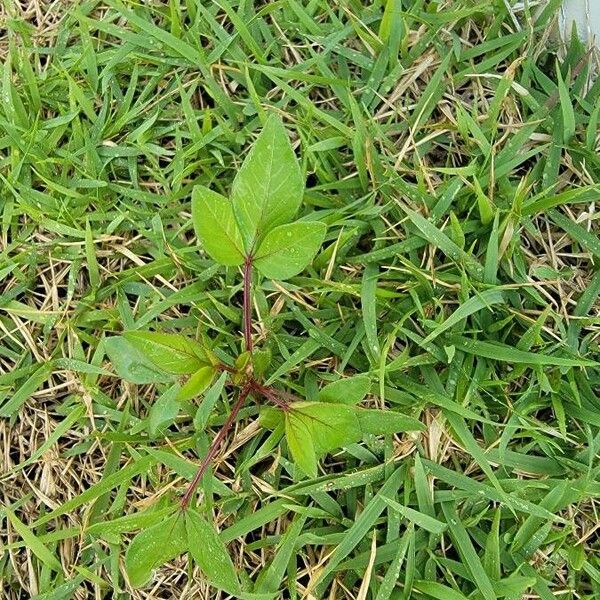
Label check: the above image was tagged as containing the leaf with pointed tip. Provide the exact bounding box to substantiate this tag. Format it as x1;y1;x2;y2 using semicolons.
125;513;187;588
4;507;62;572
177;366;217;401
192;186;245;266
254;221;326;280
186;509;241;593
124;331;212;375
104;337;172;384
231;114;304;251
318;375;371;405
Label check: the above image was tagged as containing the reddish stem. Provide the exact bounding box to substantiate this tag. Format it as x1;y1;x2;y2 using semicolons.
264;386;303;404
249;380;290;411
243;256;253;353
250;380;299;411
181;384;251;511
179;250;299;509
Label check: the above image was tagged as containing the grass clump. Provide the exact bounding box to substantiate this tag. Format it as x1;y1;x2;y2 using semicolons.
1;1;600;598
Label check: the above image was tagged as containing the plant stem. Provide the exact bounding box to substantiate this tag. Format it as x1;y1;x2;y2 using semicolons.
180;384;251;511
249;380;290;411
181;254;290;509
243;256;253;353
263;386;303;405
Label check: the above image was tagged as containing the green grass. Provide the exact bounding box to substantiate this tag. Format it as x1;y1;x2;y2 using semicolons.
1;0;600;598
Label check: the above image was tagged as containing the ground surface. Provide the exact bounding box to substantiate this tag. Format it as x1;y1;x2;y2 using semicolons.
1;1;600;599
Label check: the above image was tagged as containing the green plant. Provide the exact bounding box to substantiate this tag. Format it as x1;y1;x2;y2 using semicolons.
104;115;423;592
6;4;600;598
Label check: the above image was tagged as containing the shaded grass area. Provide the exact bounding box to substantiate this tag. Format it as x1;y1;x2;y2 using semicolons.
1;0;600;598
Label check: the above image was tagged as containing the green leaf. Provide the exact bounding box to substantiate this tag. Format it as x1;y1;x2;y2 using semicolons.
566;543;586;571
287;402;362;458
449;211;465;249
87;506;174;538
259;406;284;429
374;525;413;600
473;176;495;225
235;350;252;372
231;114;304;250
149;384;181;435
252;348;272;377
379;0;402;42
441;502;497;600
5;507;62;572
556;62;576;142
361;263;381;361
0;362;54;417
318;374;371;405
123;331;212;374
254;514;307;594
254;221;326;280
422;289;505;344
380;496;447;534
312;466;406;589
104;337;172;384
177;366;217;401
549;208;600;258
447;335;598;367
494;576;537;596
194;371;228;431
192;185;245;266
413;581;470;600
402;207;484;281
186;510;240;593
125;513;187;588
484;509;501;580
357;409;425;435
285;411;318;478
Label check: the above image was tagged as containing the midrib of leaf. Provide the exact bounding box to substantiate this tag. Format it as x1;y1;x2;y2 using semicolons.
239;135;278;252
